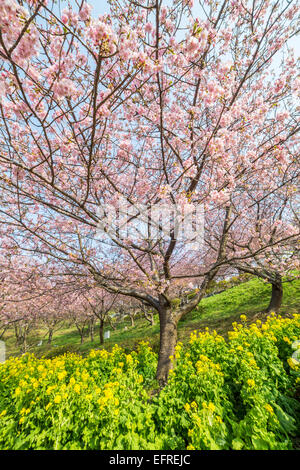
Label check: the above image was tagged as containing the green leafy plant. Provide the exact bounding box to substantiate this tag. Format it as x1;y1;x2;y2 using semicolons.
0;314;299;450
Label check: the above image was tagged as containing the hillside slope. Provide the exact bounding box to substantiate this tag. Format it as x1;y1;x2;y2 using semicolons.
4;277;299;359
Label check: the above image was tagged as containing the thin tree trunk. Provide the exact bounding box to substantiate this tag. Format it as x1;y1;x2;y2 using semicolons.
77;327;84;344
156;308;178;386
99;319;104;344
74;321;85;344
48;329;54;345
108;316;116;330
267;278;283;313
144;311;154;326
129;313;135;327
22;331;27;354
14;325;21;346
0;327;8;341
89;320;95;342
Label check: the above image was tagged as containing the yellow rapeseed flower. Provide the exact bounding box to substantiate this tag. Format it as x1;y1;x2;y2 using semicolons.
104;388;113;399
208;402;216;412
264;404;274;415
54;395;62;404
58;371;67;381
287;358;299;369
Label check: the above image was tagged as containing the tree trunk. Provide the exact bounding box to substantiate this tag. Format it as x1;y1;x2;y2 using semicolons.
99;319;104;344
89;321;95;342
108;316;116;330
156;308;178;386
267;278;283;313
21;332;27;354
14;325;21;346
129;313;135;327
144;311;154;326
48;329;53;345
75;322;85;344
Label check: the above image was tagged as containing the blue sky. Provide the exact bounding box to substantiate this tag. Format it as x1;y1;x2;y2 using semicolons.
86;0;108;15
85;0;299;57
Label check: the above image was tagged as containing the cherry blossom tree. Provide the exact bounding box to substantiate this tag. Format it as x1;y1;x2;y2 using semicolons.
0;258;43;353
82;288;118;344
227;188;300;312
0;0;299;382
38;294;67;345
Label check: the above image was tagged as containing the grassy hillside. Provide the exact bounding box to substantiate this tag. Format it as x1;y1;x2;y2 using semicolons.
3;277;300;359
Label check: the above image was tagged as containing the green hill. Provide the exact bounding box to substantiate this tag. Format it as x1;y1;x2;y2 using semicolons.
4;276;300;359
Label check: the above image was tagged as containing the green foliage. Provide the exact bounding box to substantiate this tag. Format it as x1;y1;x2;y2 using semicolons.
191;277;300;323
0;314;299;450
154;313;300;450
41;344;81;359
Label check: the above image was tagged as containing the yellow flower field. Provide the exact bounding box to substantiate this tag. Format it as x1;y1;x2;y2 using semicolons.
0;314;299;450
